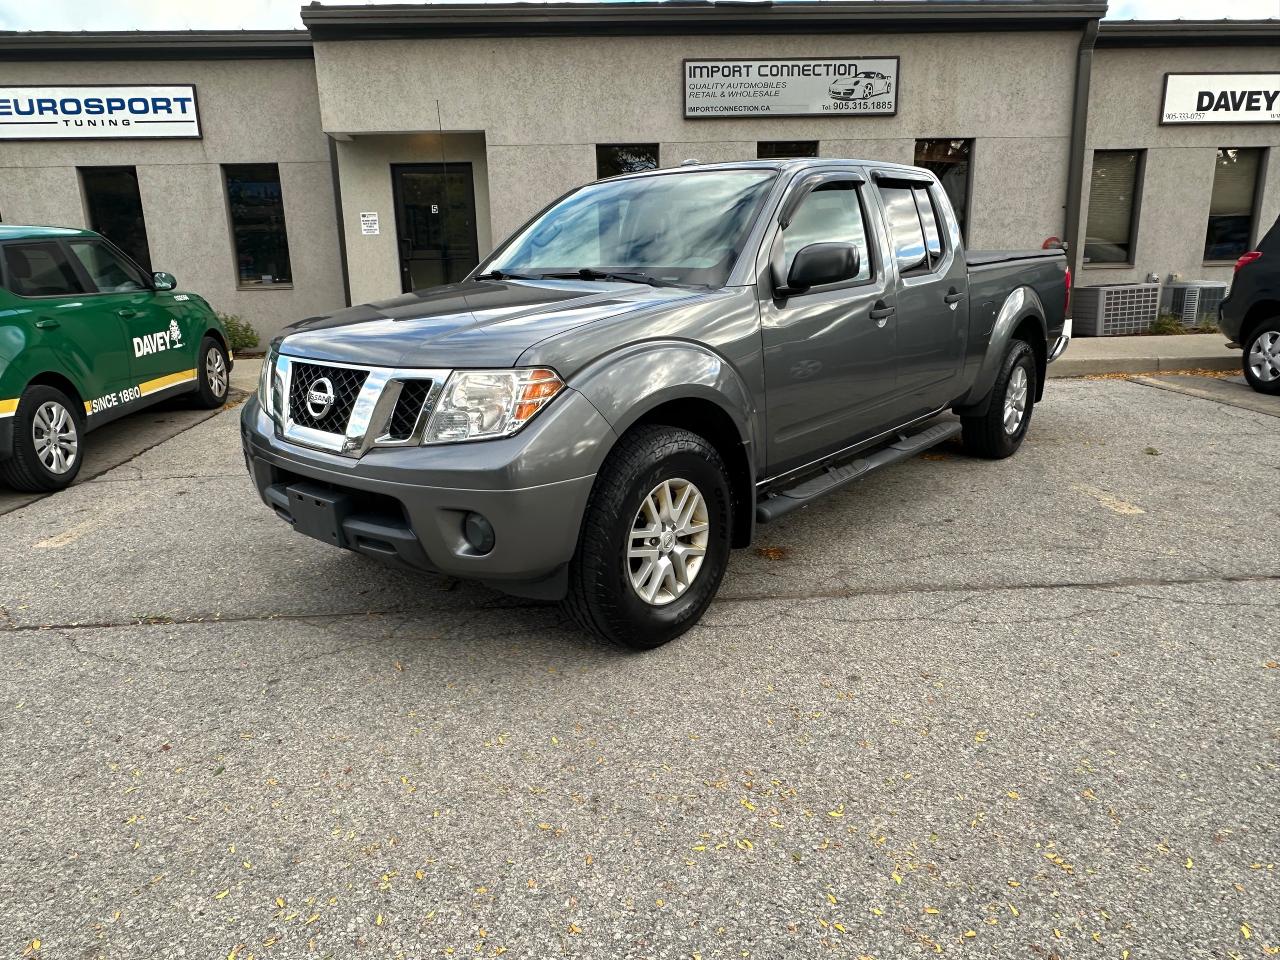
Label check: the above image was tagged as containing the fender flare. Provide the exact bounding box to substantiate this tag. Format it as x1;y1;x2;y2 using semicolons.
955;286;1048;416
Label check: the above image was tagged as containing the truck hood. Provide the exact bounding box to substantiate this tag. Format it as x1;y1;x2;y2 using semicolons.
276;278;708;369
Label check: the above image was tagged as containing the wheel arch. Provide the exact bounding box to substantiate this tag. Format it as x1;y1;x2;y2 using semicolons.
25;369;87;420
1240;300;1280;346
955;286;1048;415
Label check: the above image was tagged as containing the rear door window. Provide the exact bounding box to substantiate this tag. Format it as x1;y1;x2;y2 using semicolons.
68;239;150;293
782;181;873;283
879;182;946;274
915;186;944;262
2;241;88;298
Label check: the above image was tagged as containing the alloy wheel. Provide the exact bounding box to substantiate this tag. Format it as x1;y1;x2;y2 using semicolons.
1248;331;1280;383
207;347;229;397
33;400;78;475
1003;365;1029;435
627;477;709;606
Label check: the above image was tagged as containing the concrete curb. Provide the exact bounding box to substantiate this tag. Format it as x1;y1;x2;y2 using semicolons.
1048;354;1239;378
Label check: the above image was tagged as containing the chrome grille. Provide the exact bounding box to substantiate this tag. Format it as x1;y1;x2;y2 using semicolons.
287;362;368;433
387;379;434;440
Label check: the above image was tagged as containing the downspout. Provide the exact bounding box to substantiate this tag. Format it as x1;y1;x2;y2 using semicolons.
1063;17;1100;291
327;134;353;308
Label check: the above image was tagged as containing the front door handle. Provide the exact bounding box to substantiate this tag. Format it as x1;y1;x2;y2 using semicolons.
117;308;140;319
35;318;60;330
943;288;964;305
869;301;895;321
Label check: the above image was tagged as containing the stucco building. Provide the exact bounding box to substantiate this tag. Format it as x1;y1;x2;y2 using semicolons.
1;3;1277;341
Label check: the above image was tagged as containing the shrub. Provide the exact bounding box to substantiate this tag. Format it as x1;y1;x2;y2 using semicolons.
218;313;260;353
1148;313;1186;336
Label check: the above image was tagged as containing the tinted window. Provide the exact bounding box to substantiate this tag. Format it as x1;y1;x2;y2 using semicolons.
1084;150;1142;265
782;182;871;283
79;166;152;272
224;163;293;286
2;242;86;298
1204;147;1262;262
758;141;819;160
915;186;944;262
488;170;776;288
914;139;971;240
880;185;928;274
596;144;659;179
68;239;149;293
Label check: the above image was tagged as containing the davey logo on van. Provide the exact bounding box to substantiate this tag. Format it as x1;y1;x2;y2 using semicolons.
1161;73;1280;125
134;326;181;358
0;85;201;140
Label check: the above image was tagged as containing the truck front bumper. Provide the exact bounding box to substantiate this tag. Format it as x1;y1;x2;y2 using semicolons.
239;391;613;600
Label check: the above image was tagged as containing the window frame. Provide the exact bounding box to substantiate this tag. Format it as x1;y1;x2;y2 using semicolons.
595;143;660;180
768;173;879;299
222;162;295;291
0;239;92;300
1203;146;1267;266
874;175;949;279
1082;148;1146;270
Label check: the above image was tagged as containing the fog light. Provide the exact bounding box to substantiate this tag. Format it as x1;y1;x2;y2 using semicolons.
463;512;496;554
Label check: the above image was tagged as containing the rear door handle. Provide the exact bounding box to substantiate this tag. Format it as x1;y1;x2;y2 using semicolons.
944;288;964;305
117;308;140;319
35;318;60;330
869;302;895;320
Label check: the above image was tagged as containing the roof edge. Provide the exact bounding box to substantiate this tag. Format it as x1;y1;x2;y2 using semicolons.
1098;19;1280;47
0;30;313;61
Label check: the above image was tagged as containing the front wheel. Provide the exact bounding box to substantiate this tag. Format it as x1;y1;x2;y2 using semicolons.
563;425;732;649
961;339;1036;459
1242;320;1280;395
192;336;230;409
0;384;85;492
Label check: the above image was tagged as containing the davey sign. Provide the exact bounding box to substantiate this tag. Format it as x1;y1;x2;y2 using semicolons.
684;58;899;118
0;85;201;140
1160;73;1280;125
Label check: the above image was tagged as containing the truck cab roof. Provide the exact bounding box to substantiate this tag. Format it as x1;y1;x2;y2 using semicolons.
0;224;99;241
598;158;934;184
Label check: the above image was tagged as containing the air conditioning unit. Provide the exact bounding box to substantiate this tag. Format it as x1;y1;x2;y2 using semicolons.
1160;281;1228;329
1072;283;1160;336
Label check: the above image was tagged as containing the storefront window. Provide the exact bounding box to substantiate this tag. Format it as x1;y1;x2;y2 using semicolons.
1204;148;1263;262
758;141;818;159
914;139;971;240
79;166;152;272
223;164;294;287
1084;150;1143;265
596;144;659;179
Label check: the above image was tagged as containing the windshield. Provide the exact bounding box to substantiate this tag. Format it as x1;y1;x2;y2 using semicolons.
484;170;777;287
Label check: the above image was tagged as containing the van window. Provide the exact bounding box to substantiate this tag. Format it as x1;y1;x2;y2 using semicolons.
782;182;872;283
68;239;149;293
880;185;928;274
2;242;87;298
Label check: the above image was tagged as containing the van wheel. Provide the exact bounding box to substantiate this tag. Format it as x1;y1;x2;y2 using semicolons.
193;336;230;408
961;339;1036;459
563;425;732;649
0;385;85;492
1242;319;1280;395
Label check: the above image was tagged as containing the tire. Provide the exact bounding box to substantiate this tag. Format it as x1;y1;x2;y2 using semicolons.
961;339;1036;459
193;335;230;409
1241;319;1280;395
563;425;733;649
0;384;85;492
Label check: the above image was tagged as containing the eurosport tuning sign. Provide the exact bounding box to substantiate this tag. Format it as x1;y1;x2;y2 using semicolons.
1160;73;1280;125
684;57;899;118
0;85;201;140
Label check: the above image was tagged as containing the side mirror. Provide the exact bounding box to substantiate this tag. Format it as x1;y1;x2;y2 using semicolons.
776;242;860;298
152;271;177;291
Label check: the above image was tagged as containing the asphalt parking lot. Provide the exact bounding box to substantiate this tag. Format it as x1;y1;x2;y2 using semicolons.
1;375;1277;958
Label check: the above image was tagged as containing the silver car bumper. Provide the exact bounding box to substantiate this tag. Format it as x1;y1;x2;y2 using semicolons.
1049;316;1072;362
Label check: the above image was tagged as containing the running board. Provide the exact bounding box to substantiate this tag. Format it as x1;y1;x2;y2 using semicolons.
756;419;962;523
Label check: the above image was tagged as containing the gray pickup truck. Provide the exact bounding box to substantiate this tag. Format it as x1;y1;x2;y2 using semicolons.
241;159;1070;647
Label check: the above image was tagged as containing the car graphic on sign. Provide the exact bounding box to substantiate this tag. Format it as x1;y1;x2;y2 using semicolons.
829;72;893;102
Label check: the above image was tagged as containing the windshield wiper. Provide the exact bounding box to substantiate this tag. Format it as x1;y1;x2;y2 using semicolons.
543;268;680;288
473;269;540;281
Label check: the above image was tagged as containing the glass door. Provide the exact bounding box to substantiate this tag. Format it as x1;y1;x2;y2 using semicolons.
391;163;479;292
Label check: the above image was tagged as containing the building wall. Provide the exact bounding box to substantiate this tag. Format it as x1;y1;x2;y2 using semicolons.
334;132;492;306
1079;45;1280;288
0;58;344;343
313;30;1080;255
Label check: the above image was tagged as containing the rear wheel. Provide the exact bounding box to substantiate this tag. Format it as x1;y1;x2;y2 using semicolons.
193;336;230;409
961;339;1036;459
0;384;84;492
1242;319;1280;395
563;425;732;649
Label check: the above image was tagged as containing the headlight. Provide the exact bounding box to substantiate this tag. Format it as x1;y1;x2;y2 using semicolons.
257;352;275;415
422;368;564;444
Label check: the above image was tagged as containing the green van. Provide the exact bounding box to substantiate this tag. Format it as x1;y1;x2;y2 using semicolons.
0;225;232;491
